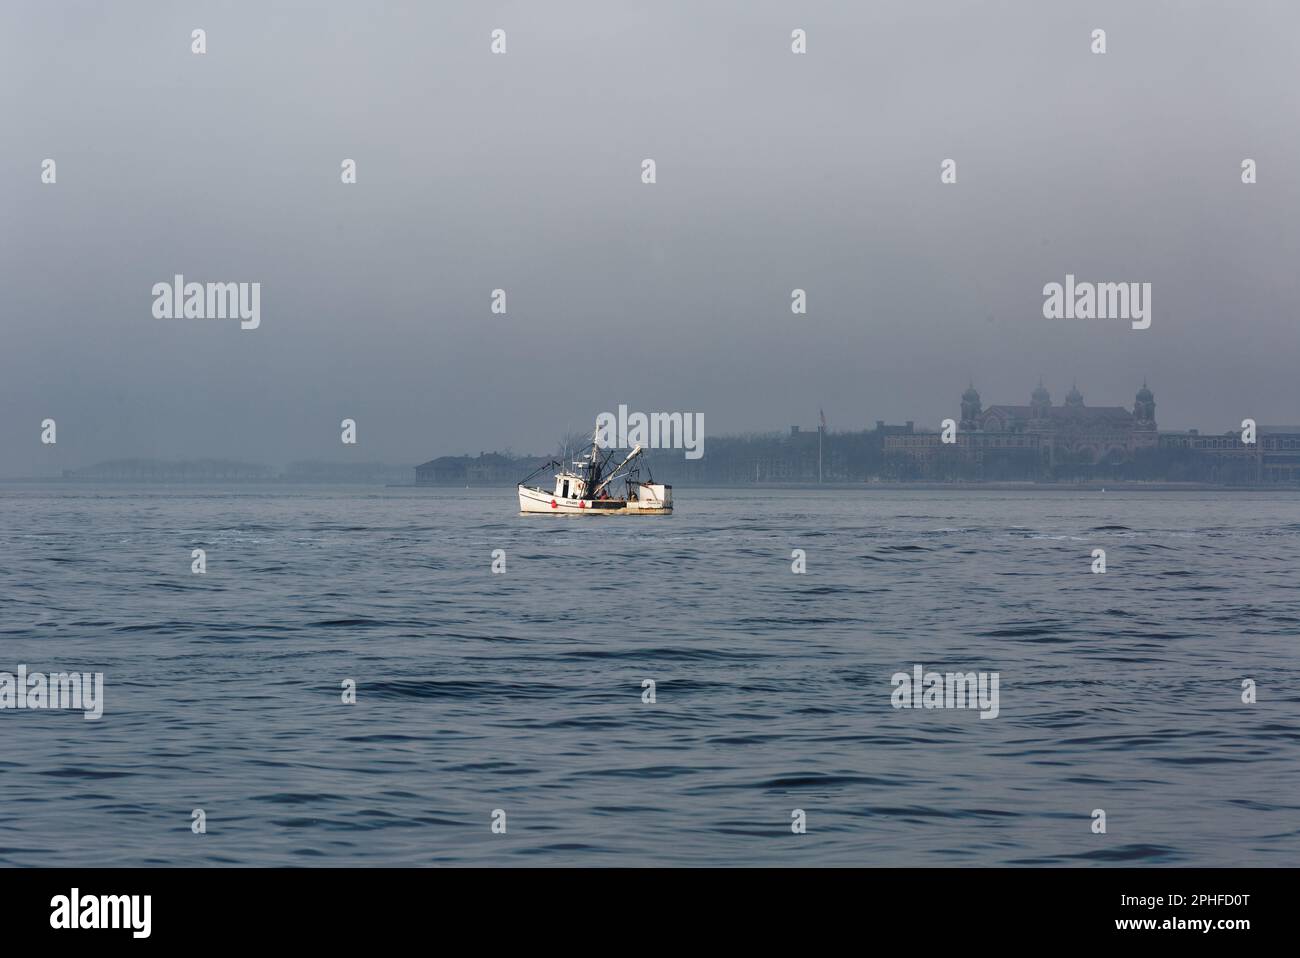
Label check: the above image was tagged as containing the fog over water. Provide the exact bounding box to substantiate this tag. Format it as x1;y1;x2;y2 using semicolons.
3;1;1298;476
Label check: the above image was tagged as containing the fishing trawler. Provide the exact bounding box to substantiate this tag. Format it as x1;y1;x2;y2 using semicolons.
517;430;672;515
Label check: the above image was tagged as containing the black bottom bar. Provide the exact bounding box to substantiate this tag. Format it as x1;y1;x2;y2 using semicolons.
0;867;1285;944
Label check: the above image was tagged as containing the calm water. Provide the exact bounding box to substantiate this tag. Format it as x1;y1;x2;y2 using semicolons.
1;484;1298;867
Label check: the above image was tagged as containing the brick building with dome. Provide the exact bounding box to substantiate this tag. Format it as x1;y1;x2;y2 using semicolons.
885;381;1161;475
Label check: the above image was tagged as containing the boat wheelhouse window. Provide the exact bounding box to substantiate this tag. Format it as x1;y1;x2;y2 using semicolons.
561;480;570;498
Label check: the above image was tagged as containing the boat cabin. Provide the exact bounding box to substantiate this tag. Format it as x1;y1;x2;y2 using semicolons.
555;464;590;500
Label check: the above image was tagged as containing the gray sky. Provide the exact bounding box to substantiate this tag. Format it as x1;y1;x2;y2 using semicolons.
2;0;1298;476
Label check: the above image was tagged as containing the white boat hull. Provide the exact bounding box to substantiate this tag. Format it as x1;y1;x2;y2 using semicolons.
518;483;671;515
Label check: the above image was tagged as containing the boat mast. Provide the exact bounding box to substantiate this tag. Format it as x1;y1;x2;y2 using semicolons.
587;425;603;488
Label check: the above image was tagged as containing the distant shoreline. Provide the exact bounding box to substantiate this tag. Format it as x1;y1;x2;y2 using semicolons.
3;478;1299;493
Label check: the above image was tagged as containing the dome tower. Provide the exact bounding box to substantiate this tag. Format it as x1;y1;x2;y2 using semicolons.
1134;381;1156;425
960;382;982;430
1031;378;1051;419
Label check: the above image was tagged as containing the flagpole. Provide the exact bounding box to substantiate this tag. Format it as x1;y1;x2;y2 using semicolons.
818;408;825;483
